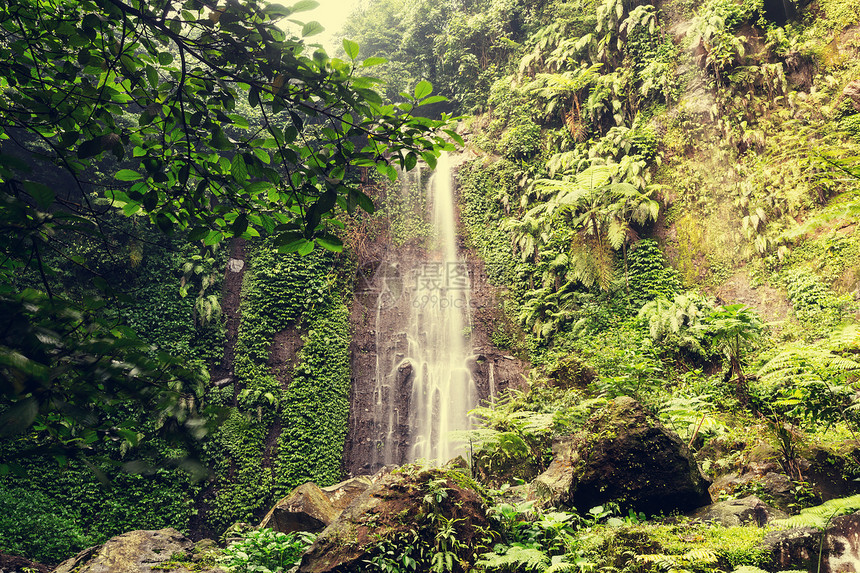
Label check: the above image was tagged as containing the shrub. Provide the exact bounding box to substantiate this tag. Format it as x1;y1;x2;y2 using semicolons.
222;528;316;573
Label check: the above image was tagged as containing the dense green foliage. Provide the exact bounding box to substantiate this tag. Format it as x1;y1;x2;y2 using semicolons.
3;0;860;567
0;223;216;561
222;529;316;572
203;241;353;531
0;0;453;471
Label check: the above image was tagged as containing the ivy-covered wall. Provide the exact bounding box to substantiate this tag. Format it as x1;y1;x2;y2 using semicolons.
0;223;220;563
201;239;353;533
0;224;355;562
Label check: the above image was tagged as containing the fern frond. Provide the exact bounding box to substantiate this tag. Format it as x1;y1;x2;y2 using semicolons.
476;544;550;572
772;494;860;529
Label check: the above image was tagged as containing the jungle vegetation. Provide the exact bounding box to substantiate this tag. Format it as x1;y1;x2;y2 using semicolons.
2;0;860;570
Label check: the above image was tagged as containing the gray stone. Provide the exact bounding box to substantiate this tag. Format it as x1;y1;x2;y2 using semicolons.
259;482;338;534
824;512;860;572
688;495;787;527
320;475;375;513
261;475;379;534
53;528;224;573
762;512;860;572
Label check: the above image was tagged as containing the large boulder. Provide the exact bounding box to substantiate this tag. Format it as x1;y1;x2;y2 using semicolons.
531;397;711;515
710;466;799;512
763;526;820;571
842;80;860;112
530;436;576;503
260;475;379;534
298;468;489;573
54;529;223;573
259;482;337;533
321;475;375;513
689;495;787;527
763;513;860;572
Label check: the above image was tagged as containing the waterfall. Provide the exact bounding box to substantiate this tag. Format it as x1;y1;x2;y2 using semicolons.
367;153;478;469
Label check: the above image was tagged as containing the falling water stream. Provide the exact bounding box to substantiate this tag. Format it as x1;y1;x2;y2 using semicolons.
369;154;478;468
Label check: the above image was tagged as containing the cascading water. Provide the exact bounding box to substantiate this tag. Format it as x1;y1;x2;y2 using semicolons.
367;154;478;469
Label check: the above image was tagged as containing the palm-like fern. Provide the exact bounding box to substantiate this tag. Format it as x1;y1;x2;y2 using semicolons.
529;163;659;291
756;338;860;430
525;64;603;139
638;294;713;358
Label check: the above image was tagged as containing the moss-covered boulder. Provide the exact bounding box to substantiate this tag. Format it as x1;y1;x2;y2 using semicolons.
532;397;711;514
54;528;223;573
298;467;488;573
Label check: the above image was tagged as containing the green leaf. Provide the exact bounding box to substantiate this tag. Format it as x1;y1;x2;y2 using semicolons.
343;39;359;60
158;52;173;65
414;80;432;100
298;239;315;255
155;212;174;233
291;0;320;12
418;94;447;106
316;235;343;252
421;151;437;169
301;21;324;37
204;230;223;246
277;237;311;253
78;137;103;159
145;65;158;88
232;213;248;236
362;57;387;67
22;181;54;209
230;154;248;183
115;169;143;181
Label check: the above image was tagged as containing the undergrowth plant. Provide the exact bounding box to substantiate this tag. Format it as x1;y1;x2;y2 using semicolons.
222;529;316;573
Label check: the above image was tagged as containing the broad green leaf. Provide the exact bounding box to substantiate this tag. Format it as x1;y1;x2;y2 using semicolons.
22;181;54;208
343;39;359;60
115;169;143;181
230;154;248;183
291;0;320;12
316;235;343;252
418;95;447;106
78;137;103;158
301;21;324;37
414;80;432;100
362;57;387;67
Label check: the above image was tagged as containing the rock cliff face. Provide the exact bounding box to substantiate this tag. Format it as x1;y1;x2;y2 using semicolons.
343;164;527;476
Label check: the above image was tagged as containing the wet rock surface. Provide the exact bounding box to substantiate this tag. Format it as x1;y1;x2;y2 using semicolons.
763;512;860;572
259;482;338;534
260;475;382;534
